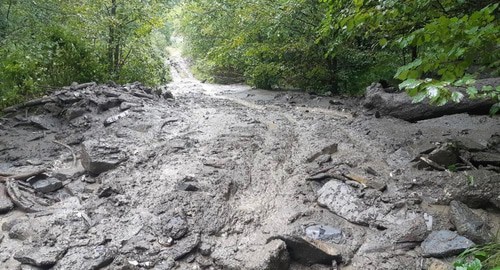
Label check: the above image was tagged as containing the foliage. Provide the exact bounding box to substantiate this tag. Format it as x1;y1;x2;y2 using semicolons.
0;0;173;109
319;0;499;111
176;0;499;106
454;242;500;270
175;0;384;93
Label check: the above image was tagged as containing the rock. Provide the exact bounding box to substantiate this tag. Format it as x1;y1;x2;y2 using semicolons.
14;246;67;268
9;221;32;240
363;79;497;121
162;89;174;100
245;240;290;270
163;214;188;240
53;245;116;270
449;200;493;244
199;242;213;256
427;147;458;167
471;152;500;166
421;230;474;257
31;177;63;193
344;173;387;191
70;82;96;91
0;183;14;214
305;225;343;243
2;218;27;231
453;138;487;152
271;235;341;266
170;233;200;261
317;180;391;227
43;103;63;114
97;184;121;198
64;108;87;121
120;102;142;111
445;169;500;208
306;144;338;163
388;216;428;243
176;177;200;192
80;145;124;176
97;98;121;112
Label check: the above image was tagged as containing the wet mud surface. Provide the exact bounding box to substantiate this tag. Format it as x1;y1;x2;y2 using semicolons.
0;52;499;269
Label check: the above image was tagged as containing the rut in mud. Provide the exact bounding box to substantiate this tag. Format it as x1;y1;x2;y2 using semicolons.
0;49;499;270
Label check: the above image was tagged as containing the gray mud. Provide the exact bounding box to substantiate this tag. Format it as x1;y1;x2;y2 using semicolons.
0;49;499;270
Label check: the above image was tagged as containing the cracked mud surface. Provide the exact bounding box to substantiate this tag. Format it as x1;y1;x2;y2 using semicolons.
0;50;499;269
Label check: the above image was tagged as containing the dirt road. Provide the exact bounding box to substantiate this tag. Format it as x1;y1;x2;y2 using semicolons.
0;50;499;269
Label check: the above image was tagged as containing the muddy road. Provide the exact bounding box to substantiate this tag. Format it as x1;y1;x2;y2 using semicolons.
0;51;499;270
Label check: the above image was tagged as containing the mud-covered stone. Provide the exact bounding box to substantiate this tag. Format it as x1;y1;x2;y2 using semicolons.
8;221;32;240
163;215;188;240
427;147;458;167
64;108;87;121
449;200;493;244
445;169;500;208
386;215;429;244
271;235;341;266
170;233;200;261
0;183;14;214
53;245;116;270
471;152;500;166
14;246;67;268
245;240;290;270
80;145;124;176
421;230;474;257
32;177;63;193
317;180;391;227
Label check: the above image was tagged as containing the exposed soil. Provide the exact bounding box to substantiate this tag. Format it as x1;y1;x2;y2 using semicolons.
0;49;499;270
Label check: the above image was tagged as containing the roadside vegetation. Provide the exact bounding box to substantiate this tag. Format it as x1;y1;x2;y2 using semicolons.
175;0;499;112
0;0;174;109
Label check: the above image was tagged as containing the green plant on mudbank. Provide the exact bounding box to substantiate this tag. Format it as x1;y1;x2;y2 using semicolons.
454;242;500;270
0;0;174;109
176;0;499;109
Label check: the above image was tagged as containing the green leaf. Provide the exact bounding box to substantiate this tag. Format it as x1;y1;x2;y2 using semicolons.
490;103;500;115
451;91;464;103
399;79;422;90
467;86;478;98
412;92;427;103
482;85;494;92
379;38;388;48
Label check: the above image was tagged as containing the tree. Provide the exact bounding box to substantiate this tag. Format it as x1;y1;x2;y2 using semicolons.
0;0;174;109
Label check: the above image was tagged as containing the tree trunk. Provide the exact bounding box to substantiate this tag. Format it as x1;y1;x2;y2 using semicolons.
108;0;118;78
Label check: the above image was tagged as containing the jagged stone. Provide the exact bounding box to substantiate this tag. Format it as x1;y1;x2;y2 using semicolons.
317;180;391;227
14;246;67;268
32;177;63;193
245;240;290;270
0;183;14;214
449;200;493;244
421;230;474;257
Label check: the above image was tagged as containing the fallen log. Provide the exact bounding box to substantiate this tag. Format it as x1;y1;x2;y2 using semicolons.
363;78;498;121
3;97;56;113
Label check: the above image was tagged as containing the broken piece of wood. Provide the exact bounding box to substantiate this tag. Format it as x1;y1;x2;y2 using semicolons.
53;140;77;166
5;179;43;212
0;169;47;182
419;157;446;171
